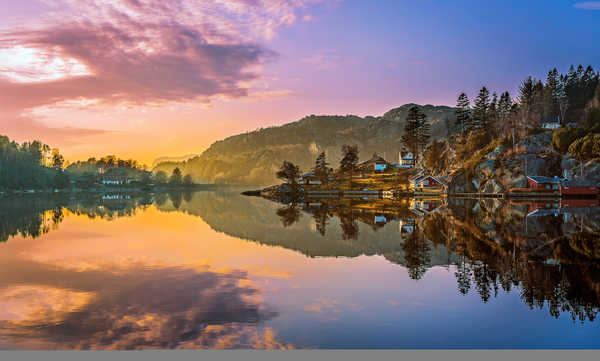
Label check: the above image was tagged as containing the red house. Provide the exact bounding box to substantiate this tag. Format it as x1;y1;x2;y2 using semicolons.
527;176;561;191
409;175;444;191
560;180;599;196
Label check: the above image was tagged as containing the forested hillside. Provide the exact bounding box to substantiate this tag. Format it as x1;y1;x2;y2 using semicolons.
154;104;457;185
0;135;68;190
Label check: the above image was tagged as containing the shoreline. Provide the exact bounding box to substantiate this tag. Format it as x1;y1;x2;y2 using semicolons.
0;184;244;197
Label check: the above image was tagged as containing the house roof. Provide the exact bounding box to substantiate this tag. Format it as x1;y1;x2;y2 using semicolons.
410;174;445;185
358;154;388;167
527;176;561;184
561;179;596;187
103;168;127;176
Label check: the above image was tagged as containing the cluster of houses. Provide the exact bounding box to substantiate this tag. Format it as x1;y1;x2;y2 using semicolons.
298;151;447;192
99;168;133;185
295;147;599;198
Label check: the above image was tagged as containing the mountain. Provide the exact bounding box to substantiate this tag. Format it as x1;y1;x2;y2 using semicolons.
154;104;457;185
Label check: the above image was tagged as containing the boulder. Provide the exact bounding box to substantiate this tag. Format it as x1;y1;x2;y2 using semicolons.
447;172;476;193
481;179;504;193
561;155;577;171
476;159;496;179
487;145;505;160
516;133;552;154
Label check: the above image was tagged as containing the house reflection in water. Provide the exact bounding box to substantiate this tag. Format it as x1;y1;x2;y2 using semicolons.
410;199;442;215
523;198;599;219
399;218;415;235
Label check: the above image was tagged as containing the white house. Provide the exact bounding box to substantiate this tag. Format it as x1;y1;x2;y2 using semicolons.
399;152;415;167
541;116;560;130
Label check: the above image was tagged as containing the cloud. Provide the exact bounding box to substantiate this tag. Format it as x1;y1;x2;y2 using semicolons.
301;53;341;70
0;260;291;349
302;14;315;22
574;2;600;10
0;113;109;146
0;0;336;114
244;89;295;102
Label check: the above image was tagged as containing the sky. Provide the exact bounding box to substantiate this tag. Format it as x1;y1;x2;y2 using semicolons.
0;0;599;165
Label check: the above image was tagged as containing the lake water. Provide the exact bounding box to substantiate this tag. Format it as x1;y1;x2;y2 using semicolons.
1;190;600;349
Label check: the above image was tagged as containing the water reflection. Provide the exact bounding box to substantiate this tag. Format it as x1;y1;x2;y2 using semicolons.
0;262;282;349
268;195;600;321
1;191;600;348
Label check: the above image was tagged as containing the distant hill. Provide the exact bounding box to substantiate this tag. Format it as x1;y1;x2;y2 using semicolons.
154;104;457;185
152;154;199;168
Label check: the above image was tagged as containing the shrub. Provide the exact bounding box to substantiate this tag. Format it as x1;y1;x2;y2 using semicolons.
569;134;600;160
552;127;586;153
424;141;446;172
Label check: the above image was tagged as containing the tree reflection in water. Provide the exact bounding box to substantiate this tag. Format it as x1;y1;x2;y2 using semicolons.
3;192;600;323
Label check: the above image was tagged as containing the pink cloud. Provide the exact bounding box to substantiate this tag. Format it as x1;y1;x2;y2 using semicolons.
0;0;338;113
0;112;109;146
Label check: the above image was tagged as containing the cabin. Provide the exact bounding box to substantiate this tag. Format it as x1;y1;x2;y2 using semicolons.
358;153;391;173
399;152;415;167
298;172;322;185
527;176;561;191
560;179;599;196
101;168;131;185
409;175;444;191
541;116;560;130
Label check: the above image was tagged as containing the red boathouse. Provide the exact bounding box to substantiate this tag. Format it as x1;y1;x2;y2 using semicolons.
560;180;599;196
527;176;561;191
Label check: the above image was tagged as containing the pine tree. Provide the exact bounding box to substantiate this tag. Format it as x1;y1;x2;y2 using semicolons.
498;91;513;136
169;167;183;185
543;68;559;120
518;77;536;129
417;110;431;154
472;87;490;131
402;106;421;159
340;145;359;172
455;93;471;133
488;92;498;135
556;80;569;125
51;148;64;171
402;106;429;160
313;152;329;183
276;161;301;186
532;80;545;127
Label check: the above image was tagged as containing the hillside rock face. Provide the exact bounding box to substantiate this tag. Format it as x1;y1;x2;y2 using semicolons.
444;132;565;193
154;104;457;185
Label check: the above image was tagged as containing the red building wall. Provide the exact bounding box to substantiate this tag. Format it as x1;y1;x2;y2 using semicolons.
560;186;599;196
421;177;441;188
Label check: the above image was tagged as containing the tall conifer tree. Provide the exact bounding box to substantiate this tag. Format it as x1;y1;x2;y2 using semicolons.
472;87;490;131
455;93;471;133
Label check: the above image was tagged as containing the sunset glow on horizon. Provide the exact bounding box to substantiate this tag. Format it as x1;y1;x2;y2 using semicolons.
1;0;599;165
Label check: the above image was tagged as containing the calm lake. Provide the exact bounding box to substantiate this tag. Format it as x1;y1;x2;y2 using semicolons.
1;189;600;349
